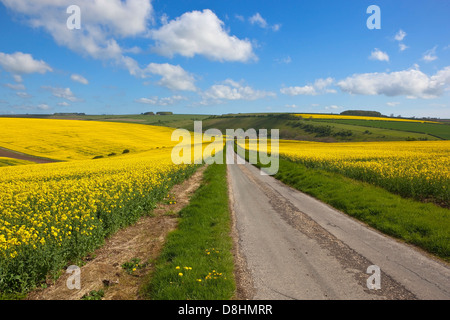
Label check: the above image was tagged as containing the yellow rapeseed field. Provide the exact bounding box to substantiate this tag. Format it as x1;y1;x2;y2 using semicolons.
242;139;450;205
0;117;181;161
279;140;450;204
0;118;216;293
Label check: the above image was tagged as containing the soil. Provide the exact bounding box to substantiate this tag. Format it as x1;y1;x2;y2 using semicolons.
26;165;207;300
0;147;56;164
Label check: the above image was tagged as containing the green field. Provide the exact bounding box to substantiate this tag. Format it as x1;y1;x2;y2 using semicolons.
317;119;450;140
0;157;34;167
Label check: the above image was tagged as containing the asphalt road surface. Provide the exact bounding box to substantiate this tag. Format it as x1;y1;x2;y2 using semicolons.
226;144;450;300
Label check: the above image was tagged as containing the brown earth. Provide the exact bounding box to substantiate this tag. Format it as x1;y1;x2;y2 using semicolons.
0;147;57;164
27;165;207;300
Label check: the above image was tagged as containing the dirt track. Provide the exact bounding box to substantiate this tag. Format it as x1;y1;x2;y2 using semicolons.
0;147;56;164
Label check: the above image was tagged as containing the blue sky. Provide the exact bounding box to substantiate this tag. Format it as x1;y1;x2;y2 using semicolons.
0;0;449;117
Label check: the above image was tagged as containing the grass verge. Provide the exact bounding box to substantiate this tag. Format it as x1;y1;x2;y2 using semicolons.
141;155;236;299
238;146;450;262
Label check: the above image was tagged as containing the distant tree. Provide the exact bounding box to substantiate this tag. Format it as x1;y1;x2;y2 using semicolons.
340;110;382;117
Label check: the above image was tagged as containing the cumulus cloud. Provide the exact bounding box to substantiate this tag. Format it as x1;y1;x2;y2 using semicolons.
150;9;256;62
42;86;80;102
202;79;276;104
369;48;389;62
337;65;450;99
0;52;52;74
143;63;196;91
70;74;89;85
0;0;153;78
1;0;153;60
280;77;336;96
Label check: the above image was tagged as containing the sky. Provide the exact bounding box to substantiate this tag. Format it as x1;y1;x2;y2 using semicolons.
0;0;449;118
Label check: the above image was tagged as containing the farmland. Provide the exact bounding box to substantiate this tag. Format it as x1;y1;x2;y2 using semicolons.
238;140;450;261
315;119;450;140
243;139;450;207
0;118;183;161
0;118;213;295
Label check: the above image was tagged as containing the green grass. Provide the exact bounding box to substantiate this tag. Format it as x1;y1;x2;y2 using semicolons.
0;157;35;167
142;155;236;300
318;119;450;140
240;147;450;262
201;115;438;142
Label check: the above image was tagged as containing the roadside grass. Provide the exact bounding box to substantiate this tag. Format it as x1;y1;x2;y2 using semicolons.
239;146;450;262
142;153;236;300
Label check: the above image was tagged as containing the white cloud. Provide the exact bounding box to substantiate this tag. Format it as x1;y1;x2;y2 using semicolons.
325;105;340;110
387;102;400;107
249;12;281;31
272;24;282;32
143;63;196;91
337;65;450;99
58;101;70;107
369;48;389;62
285;104;298;109
42;86;80;102
281;85;316;96
0;0;153;77
4;83;26;91
280;77;335;96
423;46;438;62
275;56;292;64
16;92;32;98
0;52;52;74
394;30;407;41
37;103;51;110
249;13;268;28
13;74;23;83
71;74;89;85
202;79;276;103
135;95;187;106
399;43;409;51
235;14;245;22
151;9;255;62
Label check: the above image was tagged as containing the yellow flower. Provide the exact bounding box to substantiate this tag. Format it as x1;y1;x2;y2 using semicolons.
178;273;183;277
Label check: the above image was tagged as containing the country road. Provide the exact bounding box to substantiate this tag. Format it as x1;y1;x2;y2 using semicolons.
226;144;450;300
